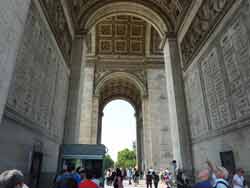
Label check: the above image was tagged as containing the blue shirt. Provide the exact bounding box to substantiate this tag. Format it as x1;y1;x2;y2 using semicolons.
193;180;213;188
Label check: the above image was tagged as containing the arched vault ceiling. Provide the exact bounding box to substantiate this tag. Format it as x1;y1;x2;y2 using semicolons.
70;0;192;31
99;77;142;111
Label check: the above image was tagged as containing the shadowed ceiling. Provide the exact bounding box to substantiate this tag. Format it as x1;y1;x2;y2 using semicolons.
69;0;192;31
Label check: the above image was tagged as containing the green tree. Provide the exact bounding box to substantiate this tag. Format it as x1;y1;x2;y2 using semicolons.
116;148;136;168
104;154;114;170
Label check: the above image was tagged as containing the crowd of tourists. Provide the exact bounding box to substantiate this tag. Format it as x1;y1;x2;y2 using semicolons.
0;160;247;188
192;160;247;188
105;167;141;187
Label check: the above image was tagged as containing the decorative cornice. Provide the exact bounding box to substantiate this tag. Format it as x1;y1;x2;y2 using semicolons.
4;106;62;144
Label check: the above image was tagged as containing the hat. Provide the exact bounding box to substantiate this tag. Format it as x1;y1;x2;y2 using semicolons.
0;170;28;188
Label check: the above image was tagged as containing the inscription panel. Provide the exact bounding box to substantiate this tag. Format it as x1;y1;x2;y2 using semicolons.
221;19;250;119
192;1;250;134
201;49;231;129
7;3;69;139
0;0;30;121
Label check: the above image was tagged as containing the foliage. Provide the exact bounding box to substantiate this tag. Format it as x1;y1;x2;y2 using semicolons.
104;154;114;170
116;148;136;168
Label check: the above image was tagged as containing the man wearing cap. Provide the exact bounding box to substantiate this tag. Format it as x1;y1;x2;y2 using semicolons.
0;169;29;188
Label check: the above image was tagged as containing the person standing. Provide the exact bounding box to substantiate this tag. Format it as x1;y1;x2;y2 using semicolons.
146;171;153;188
233;169;245;188
152;171;160;188
79;170;98;188
127;168;133;185
113;168;123;188
193;169;212;188
0;169;29;188
206;160;230;188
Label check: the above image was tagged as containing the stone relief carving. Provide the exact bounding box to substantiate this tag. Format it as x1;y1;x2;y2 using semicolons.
198;3;250;132
7;3;69;140
220;17;250;119
201;48;231;129
181;0;235;69
40;0;72;63
94;66;147;91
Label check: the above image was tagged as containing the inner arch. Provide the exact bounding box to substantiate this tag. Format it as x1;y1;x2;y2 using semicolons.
95;72;144;171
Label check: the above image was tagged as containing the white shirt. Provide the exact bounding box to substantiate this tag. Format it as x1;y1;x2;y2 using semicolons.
233;174;244;188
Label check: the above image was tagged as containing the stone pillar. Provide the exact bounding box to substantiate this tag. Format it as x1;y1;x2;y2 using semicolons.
142;97;153;170
64;35;87;144
91;96;99;144
0;0;31;123
79;64;95;144
97;112;104;144
136;113;143;172
163;37;193;175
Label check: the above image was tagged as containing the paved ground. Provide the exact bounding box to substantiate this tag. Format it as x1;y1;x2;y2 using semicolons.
105;179;166;188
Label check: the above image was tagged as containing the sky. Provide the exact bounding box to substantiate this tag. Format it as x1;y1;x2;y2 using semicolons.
101;100;136;161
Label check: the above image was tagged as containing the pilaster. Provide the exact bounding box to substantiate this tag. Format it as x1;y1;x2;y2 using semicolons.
163;37;193;175
64;35;87;144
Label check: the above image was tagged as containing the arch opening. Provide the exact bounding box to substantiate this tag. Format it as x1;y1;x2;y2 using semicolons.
95;72;145;171
101;100;136;163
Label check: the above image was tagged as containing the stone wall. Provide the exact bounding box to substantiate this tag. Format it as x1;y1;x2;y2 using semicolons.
184;0;250;175
0;0;31;123
146;68;173;170
0;1;69;187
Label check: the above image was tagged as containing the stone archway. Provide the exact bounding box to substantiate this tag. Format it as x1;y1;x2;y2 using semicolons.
66;2;193;174
94;71;146;171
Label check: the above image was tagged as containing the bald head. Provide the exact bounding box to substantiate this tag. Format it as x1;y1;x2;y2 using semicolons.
198;169;210;181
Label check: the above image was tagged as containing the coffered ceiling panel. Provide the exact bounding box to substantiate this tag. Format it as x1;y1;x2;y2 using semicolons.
96;15;146;55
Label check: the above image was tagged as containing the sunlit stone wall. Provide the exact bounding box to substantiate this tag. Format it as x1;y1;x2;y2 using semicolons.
0;1;69;187
183;0;250;178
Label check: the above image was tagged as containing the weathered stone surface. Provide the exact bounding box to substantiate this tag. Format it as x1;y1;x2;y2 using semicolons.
147;69;172;170
0;117;59;188
184;62;209;138
184;0;250;175
0;0;31;123
40;0;72;62
164;37;193;174
79;65;95;144
181;0;235;69
6;2;69;141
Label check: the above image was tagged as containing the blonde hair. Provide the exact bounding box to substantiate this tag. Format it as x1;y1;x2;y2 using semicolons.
217;166;229;179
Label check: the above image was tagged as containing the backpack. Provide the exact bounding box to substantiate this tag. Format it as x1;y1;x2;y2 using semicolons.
214;180;229;188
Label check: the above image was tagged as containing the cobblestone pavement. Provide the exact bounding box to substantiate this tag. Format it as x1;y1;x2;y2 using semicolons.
105;180;166;188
